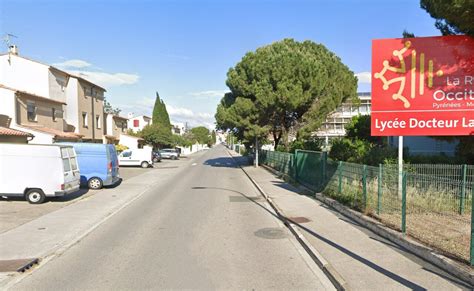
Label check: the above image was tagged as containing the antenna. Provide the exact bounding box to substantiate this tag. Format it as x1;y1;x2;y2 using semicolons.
2;33;18;48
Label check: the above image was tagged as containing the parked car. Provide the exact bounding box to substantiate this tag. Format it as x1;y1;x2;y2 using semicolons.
0;144;80;204
58;143;120;190
159;148;179;160
152;151;162;163
118;148;153;168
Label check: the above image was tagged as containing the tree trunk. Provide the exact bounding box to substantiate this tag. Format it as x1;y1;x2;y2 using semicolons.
273;131;281;151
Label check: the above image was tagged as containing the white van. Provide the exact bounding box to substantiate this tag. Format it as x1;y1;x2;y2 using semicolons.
118;148;153;168
0;144;81;204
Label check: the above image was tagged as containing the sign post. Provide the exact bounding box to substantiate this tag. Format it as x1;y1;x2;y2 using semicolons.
398;136;403;198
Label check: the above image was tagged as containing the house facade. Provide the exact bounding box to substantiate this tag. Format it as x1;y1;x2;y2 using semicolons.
127;114;152;132
66;76;106;143
103;113;128;144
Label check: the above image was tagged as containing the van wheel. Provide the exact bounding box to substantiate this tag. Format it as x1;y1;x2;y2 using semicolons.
25;189;46;204
141;161;149;168
88;177;103;190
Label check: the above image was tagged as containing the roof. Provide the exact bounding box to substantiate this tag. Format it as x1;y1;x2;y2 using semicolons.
0;84;67;105
112;115;128;121
69;73;107;92
130;115;151;120
0;126;34;137
20;125;83;140
0;53;106;92
104;135;118;140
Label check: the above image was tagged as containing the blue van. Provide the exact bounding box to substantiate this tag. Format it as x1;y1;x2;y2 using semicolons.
57;143;120;189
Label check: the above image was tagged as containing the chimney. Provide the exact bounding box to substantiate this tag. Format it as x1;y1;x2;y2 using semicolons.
8;45;18;55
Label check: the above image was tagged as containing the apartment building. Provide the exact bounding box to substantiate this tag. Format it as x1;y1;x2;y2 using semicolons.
0;47;81;143
66;75;105;143
0;85;81;143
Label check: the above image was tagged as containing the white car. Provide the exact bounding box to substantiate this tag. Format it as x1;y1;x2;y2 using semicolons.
118;148;154;168
0;144;81;204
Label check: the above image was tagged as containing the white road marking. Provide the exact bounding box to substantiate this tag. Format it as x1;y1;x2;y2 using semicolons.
192;163;197;166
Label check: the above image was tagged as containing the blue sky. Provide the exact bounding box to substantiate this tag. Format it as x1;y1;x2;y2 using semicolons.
0;0;441;128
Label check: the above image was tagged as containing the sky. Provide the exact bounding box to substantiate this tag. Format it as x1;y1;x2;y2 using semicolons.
0;0;441;129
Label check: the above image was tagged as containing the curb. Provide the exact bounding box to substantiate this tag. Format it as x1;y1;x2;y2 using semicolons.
260;163;474;288
226;150;348;291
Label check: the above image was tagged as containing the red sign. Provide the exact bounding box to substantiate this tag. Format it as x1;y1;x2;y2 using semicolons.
371;35;474;136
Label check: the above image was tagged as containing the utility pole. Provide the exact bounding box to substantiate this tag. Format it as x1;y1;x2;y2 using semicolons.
255;137;259;168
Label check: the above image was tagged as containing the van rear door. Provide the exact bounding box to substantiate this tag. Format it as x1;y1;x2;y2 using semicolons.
61;147;80;193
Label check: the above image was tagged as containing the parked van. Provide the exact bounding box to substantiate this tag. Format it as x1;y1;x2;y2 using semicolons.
58;143;120;189
0;143;80;204
118;147;153;168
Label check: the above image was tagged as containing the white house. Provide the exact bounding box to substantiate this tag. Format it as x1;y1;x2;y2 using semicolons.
172;122;187;136
127;114;152;132
119;134;145;150
0;47;81;143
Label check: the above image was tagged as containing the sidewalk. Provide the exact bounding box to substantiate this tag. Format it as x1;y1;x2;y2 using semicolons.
0;155;197;288
229;152;470;290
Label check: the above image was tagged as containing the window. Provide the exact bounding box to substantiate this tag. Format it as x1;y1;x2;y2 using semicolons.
27;101;37;122
82;112;88;127
122;151;132;158
52;108;57;122
96;115;101;129
62;159;71;172
133;120;139;127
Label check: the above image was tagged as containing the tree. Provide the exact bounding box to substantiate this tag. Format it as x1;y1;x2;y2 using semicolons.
141;124;173;148
345;115;384;145
104;98;121;115
190;126;212;145
420;0;474;36
402;30;415;38
211;130;216;145
152;92;172;130
216;38;357;151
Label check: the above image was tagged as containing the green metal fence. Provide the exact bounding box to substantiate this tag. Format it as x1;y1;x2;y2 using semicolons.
259;149;474;265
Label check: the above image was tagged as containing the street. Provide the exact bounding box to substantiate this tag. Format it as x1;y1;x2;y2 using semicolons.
11;145;334;290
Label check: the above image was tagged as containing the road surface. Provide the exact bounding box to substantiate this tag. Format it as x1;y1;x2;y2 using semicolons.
12;145;333;290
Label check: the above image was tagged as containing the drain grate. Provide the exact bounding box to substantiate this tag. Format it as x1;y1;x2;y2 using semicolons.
229;196;262;202
288;216;311;224
0;258;39;273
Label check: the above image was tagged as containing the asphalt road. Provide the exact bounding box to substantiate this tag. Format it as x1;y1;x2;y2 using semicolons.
12;145;333;290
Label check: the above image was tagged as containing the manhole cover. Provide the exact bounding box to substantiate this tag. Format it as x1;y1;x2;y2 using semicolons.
0;258;39;272
288;217;311;224
229;196;262;202
254;228;287;239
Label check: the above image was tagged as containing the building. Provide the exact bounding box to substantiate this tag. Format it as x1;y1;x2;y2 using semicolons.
66;75;106;143
0;47;81;143
127;114;152;132
172;122;187;136
316;92;372;146
0;84;82;143
103;113;128;144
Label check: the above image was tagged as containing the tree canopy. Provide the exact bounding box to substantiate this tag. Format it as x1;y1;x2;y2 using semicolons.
420;0;474;36
190;126;213;145
215;38;357;150
152;92;172;130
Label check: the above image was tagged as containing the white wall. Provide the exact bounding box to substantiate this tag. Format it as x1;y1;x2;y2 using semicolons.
48;70;68;103
0;88;16;120
0;54;50;97
65;77;79;133
120;134;140;149
127;116;152;132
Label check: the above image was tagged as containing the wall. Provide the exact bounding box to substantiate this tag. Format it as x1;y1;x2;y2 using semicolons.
120;134;141;149
0;88;16;120
16;93;64;130
0;54;49;97
65;78;79;133
0;135;28;143
76;80;105;141
48;69;68;103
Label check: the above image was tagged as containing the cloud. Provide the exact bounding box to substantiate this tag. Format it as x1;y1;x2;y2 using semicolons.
189;90;227;98
53;58;139;87
114;99;215;129
355;72;371;84
53;59;92;69
68;70;140;87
